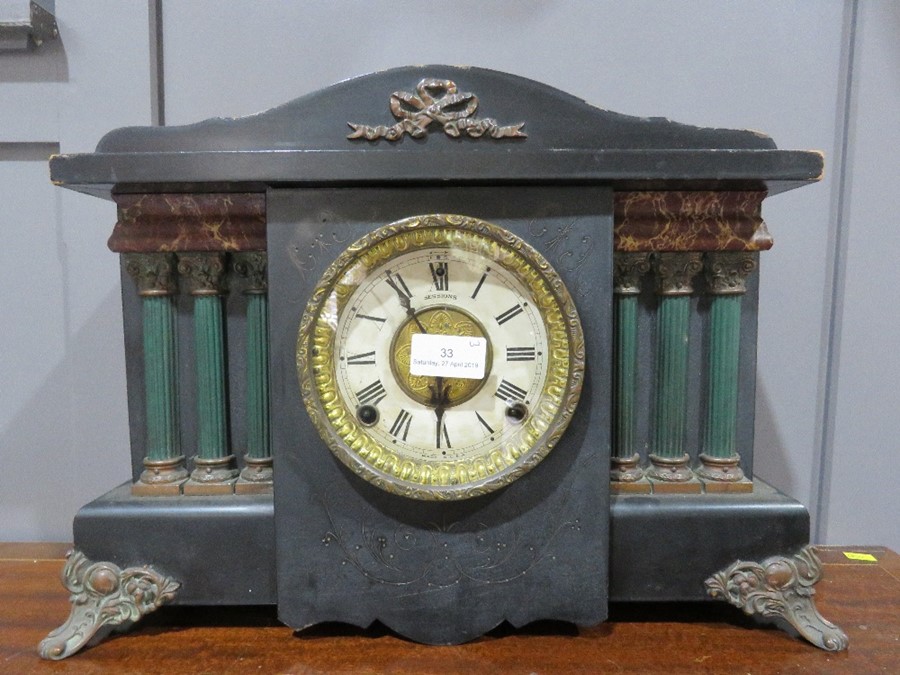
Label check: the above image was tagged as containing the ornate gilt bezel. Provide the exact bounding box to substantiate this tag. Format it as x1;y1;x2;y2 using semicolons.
296;214;585;500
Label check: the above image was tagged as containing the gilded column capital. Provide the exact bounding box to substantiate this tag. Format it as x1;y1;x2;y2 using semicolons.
232;251;268;294
613;252;651;295
177;252;227;296
123;253;177;296
705;251;758;295
653;252;703;296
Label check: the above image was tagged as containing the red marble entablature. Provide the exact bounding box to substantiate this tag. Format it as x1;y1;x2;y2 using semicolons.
109;193;266;253
614;191;771;252
107;190;770;254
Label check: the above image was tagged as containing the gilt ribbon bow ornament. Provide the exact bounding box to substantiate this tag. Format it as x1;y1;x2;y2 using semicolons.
347;78;527;141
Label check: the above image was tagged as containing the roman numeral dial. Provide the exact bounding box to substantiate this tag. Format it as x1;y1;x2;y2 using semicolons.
338;248;547;457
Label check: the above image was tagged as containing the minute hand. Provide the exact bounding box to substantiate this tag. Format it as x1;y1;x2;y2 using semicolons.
386;275;427;333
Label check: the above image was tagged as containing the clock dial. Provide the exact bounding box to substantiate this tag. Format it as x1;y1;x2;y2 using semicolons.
297;214;584;499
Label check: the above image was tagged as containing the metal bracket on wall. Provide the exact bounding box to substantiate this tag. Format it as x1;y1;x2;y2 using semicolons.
0;1;58;51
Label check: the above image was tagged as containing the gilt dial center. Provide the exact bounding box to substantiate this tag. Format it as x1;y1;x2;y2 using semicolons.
389;305;492;407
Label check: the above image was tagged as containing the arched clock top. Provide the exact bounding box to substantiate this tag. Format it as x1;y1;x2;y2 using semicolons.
49;65;821;198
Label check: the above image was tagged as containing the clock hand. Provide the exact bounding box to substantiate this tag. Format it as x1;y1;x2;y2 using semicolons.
431;375;451;448
386;274;428;333
404;298;428;334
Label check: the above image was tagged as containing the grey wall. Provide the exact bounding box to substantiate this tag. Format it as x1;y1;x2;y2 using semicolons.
1;0;150;539
1;0;896;549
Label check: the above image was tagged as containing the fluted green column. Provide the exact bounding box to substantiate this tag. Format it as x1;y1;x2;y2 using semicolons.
124;253;187;493
611;253;650;483
179;252;237;492
699;252;757;486
647;252;702;483
244;294;269;456
143;295;179;459
194;294;227;457
233;252;273;492
654;295;691;454
705;295;741;456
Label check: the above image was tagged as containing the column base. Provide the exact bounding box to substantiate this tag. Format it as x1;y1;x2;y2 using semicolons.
611;454;652;493
132;456;188;496
235;455;274;494
184;455;238;495
183;478;237;495
697;453;752;493
611;479;653;494
646;453;694;481
610;453;645;482
646;453;701;492
648;476;703;494
702;478;754;493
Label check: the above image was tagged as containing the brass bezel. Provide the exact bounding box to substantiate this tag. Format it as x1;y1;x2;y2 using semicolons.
296;214;585;500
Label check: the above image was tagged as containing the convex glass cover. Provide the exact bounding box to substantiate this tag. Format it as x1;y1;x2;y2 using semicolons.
297;214;584;499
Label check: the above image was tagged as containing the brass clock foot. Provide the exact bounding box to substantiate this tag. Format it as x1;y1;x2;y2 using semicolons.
38;550;180;660
705;545;849;652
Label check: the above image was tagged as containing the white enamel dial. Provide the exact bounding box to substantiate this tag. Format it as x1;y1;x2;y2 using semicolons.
335;246;549;464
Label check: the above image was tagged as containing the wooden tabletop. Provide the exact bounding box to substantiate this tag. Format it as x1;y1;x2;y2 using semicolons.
2;543;897;673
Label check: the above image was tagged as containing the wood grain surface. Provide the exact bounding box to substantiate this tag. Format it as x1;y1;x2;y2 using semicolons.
1;543;896;674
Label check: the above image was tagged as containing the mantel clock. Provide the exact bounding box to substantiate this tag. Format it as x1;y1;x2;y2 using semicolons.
39;65;847;658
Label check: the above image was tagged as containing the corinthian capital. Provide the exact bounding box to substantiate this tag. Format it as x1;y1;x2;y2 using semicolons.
705;252;758;295
177;252;227;296
653;252;703;296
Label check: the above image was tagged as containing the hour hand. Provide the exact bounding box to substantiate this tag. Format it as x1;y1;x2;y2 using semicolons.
428;376;451;410
431;376;451;449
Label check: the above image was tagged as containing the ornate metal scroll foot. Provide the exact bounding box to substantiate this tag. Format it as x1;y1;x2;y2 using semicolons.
38;550;180;660
705;545;849;652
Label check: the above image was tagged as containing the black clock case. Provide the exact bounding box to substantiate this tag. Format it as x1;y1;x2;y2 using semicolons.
268;186;613;644
60;65;817;643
